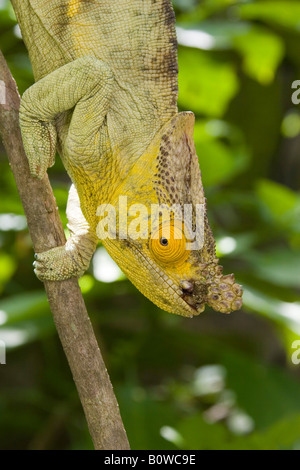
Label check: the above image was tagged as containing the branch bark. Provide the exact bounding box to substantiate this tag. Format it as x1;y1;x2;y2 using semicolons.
0;50;130;450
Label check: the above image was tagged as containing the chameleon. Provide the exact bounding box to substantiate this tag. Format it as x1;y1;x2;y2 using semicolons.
11;0;243;317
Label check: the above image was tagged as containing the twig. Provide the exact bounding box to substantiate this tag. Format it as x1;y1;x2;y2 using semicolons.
0;50;130;450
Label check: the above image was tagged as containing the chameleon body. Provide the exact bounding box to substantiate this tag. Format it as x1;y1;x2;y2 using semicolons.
11;0;243;317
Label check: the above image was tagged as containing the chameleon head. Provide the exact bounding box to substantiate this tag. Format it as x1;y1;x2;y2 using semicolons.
100;112;243;317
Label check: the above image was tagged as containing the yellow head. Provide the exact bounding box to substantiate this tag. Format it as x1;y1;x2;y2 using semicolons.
99;112;242;317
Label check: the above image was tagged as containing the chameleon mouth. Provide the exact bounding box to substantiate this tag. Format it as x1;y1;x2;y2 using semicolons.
182;294;203;312
180;280;205;313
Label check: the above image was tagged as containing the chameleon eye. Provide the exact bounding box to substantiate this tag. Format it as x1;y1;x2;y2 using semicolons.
150;222;190;265
160;237;168;246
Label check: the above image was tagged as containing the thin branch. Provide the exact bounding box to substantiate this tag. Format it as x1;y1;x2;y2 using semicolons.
0;50;130;451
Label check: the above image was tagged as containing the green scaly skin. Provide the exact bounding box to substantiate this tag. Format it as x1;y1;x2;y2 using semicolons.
11;0;243;317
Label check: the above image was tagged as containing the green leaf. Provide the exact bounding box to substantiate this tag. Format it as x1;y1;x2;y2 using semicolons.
242;285;300;335
176;21;249;50
257;414;300;449
196;140;236;186
193;120;249;186
221;414;300;449
232;26;284;84
241;248;300;289
0;253;16;287
0;291;50;325
178;47;239;116
256;179;298;216
222;350;300;431
176;21;284;84
0;318;54;348
238;2;300;32
172;0;198;12
176;413;228;450
0;292;54;348
116;385;177;450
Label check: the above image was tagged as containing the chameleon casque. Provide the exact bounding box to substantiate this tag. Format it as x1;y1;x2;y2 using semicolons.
11;0;243;317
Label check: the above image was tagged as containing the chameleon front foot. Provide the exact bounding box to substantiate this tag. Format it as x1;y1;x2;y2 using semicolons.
34;185;98;282
33;242;91;281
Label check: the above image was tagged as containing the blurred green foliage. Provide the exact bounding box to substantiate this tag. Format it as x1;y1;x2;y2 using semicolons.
0;0;300;450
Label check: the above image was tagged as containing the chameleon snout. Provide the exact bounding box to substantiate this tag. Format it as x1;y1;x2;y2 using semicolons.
180;279;206;314
180;275;243;314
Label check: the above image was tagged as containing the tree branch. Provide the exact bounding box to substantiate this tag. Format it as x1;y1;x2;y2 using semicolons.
0;50;130;450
